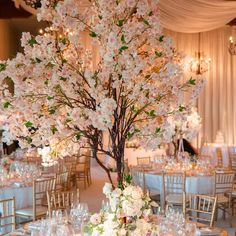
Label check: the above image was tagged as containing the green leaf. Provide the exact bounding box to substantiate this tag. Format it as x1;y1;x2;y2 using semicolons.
47;96;54;100
48;108;56;114
98;15;102;20
26;136;32;144
188;77;196;85
117;19;124;27
119;45;128;53
89;31;97;38
179;105;186;112
61;38;67;45
121;34;125;44
159;35;164;42
118;180;123;189
76;133;81;140
24;121;33;128
4;76;12;82
66;118;72;123
155;127;161;134
51;126;58;134
123;173;132;184
143;19;149;25
62;59;67;64
3;101;11;109
0;63;6;72
59;76;68;81
28;37;38;47
146;110;156;117
127;132;134;140
155;51;162;57
44;80;49;85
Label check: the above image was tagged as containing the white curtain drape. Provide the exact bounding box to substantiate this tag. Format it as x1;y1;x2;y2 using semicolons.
159;0;236;33
164;26;236;146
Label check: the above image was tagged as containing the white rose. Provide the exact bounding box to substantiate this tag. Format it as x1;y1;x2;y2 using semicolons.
90;213;102;225
103;183;113;196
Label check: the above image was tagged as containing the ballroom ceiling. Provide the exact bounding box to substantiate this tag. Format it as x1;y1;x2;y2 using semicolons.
0;0;32;18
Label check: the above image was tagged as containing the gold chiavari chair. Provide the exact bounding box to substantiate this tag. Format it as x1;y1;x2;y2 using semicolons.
16;178;56;221
46;189;80;218
232;182;236;216
163;172;186;211
0;197;16;235
214;171;235;220
55;171;69;191
137;157;151;166
216;148;223;168
229;152;236;172
184;194;217;227
75;155;91;189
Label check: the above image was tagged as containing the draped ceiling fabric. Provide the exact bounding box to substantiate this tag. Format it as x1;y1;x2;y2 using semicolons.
159;0;236;33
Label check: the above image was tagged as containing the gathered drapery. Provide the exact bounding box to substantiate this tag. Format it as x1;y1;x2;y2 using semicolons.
159;0;236;33
164;26;236;146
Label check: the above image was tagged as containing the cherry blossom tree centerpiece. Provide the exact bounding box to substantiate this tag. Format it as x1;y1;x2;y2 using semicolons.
0;0;204;185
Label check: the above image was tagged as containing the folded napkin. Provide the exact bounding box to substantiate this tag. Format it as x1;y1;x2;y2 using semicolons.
13;182;23;188
196;227;220;236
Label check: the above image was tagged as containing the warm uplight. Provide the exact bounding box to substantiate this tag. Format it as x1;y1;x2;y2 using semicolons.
229;36;236;55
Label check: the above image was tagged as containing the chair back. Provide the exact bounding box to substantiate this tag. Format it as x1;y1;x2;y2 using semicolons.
214;172;235;195
47;189;79;218
76;155;90;172
229;152;236;171
0;197;16;235
216;148;223;167
163;172;186;195
184;194;217;227
33;178;56;220
56;171;69;189
137;156;151;166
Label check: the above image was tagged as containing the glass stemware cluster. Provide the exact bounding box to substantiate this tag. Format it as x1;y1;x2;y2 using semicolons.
159;208;196;236
30;203;89;236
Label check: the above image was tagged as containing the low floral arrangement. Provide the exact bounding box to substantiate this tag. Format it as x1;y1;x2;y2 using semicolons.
85;177;159;236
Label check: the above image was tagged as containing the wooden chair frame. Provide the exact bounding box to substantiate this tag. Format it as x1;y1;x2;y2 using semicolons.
46;189;80;218
137;156;151;166
76;155;91;189
0;197;16;235
16;178;56;221
55;171;69;190
163;172;186;211
216;148;223;167
214;171;235;220
184;194;217;227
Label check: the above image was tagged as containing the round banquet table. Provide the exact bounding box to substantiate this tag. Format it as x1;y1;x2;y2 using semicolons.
124;147;166;166
201;143;230;167
0;185;33;234
144;172;214;207
0;185;33;210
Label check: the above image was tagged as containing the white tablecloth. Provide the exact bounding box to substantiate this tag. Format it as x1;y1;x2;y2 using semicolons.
0;185;32;233
201;143;230;167
144;173;214;207
125;148;166;166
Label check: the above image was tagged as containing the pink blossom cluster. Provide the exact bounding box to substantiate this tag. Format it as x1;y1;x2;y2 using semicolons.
0;0;204;163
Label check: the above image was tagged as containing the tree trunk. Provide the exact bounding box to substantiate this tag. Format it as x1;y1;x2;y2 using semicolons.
115;140;125;184
91;144;114;187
